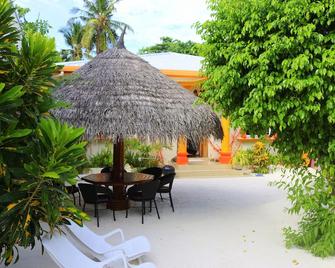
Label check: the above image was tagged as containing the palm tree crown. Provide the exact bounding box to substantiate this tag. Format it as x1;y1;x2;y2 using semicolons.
59;20;84;60
72;0;132;54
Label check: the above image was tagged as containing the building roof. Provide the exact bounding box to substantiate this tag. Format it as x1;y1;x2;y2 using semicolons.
140;52;203;71
57;52;204;72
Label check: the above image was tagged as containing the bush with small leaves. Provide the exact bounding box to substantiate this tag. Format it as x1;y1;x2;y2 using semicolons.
197;0;335;256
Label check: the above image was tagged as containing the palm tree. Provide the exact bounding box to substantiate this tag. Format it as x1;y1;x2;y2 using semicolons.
59;21;84;60
72;0;132;54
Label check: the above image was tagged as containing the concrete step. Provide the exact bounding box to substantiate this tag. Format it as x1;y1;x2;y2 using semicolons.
169;159;248;178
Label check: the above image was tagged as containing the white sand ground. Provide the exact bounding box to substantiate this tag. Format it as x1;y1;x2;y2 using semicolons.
6;174;335;268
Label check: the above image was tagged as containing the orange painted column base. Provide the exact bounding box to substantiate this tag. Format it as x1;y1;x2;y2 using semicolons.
219;117;232;164
219;152;232;164
176;152;189;165
176;136;188;165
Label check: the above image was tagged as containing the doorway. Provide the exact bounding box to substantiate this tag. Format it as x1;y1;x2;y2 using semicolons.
187;138;208;157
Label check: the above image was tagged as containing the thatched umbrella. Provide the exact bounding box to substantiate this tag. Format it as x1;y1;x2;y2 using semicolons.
53;29;222;207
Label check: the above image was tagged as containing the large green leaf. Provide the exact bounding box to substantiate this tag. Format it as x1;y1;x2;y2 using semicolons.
0;85;24;105
42;172;60;179
1;129;31;141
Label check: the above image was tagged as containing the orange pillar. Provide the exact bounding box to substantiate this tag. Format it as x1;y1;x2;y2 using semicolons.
219;117;232;164
176;136;188;165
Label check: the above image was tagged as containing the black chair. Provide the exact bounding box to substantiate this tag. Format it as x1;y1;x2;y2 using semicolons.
100;166;112;173
100;166;128;174
78;183;115;227
98;167;116;194
140;167;163;180
126;180;160;224
66;185;81;206
162;165;175;175
127;167;163;196
157;172;176;212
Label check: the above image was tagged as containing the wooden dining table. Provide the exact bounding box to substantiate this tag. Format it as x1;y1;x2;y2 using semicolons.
82;172;153;210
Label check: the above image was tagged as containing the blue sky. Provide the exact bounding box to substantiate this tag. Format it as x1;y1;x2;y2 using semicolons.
15;0;210;53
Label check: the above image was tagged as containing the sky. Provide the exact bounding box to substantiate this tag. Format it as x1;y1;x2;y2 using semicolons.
15;0;211;54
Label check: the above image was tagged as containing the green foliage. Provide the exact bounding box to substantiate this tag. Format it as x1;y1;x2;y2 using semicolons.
0;0;19;76
274;168;335;257
197;0;335;256
233;142;272;173
268;151;284;166
0;119;88;265
251;141;270;174
0;2;88;265
139;36;200;55
197;0;335;166
71;0;132;54
59;49;73;62
125;139;163;170
88;145;113;167
59;20;84;61
232;149;252;168
16;5;51;35
87;139;164;170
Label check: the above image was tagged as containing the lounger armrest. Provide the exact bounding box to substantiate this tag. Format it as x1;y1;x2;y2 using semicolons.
100;250;128;268
102;228;125;241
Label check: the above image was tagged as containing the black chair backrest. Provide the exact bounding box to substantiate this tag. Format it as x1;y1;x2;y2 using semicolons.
162;165;175;175
66;185;78;194
101;166;128;174
138;180;160;200
141;167;163;180
101;166;112;173
78;183;98;203
159;172;176;191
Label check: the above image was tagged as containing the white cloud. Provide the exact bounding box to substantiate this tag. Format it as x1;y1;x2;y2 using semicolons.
14;0;210;53
115;0;210;52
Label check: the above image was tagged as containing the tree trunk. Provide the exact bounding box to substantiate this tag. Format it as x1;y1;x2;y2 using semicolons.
96;29;102;54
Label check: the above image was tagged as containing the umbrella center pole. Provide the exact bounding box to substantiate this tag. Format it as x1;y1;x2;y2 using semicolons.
113;138;124;181
109;137;129;210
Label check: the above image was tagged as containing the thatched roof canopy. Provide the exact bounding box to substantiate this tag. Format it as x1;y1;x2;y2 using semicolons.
53;46;222;142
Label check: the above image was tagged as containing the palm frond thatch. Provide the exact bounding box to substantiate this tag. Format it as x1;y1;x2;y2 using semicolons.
53;47;222;142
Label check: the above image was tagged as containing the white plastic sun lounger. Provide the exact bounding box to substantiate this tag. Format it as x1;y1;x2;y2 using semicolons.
66;220;151;261
42;233;156;268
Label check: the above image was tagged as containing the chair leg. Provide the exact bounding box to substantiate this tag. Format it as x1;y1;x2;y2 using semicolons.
160;193;163;201
96;204;99;227
72;193;76;205
83;202;86;212
154;199;160;219
150;200;152;212
78;192;81;206
144;201;146;215
126;209;128;218
113;210;116;221
141;201;145;224
169;192;175;212
94;204;97;217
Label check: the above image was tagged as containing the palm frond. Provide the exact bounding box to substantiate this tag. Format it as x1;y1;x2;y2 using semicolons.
105;27;117;45
68;0;132;54
81;23;96;52
70;7;81;14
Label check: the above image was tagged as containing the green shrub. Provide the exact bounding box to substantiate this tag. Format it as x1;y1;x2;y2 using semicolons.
232;149;252;168
274;168;335;257
233;141;274;173
86;139;166;171
251;142;270;174
197;0;335;256
125;139;162;170
0;2;88;265
88;146;113;168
